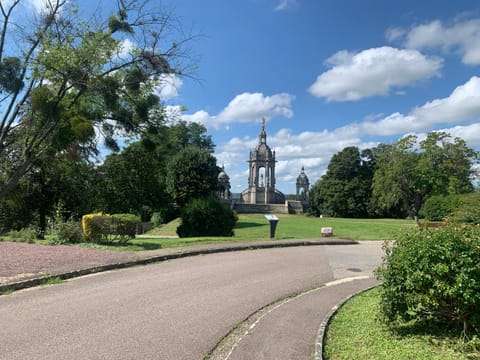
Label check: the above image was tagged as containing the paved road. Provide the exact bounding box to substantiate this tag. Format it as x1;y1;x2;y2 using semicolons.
0;242;383;360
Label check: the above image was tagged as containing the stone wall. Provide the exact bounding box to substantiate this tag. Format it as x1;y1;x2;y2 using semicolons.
219;200;306;214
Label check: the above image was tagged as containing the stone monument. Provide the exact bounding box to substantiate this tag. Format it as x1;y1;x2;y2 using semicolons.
241;118;285;204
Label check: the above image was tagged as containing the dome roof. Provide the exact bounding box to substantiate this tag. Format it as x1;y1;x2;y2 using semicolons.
296;166;309;184
218;166;230;181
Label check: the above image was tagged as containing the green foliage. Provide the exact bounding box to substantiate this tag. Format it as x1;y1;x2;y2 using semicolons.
324;287;477;360
372;132;478;219
420;194;462;221
308;146;377;217
110;214;140;243
48;218;84;244
166;147;218;207
151;212;164;227
5;226;39;243
0;0;196;202
449;192;480;225
0;57;24;93
177;197;237;237
81;213;140;244
376;225;480;335
82;213;111;243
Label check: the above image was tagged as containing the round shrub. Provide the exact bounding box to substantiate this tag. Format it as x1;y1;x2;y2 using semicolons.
420;194;461;221
110;213;140;243
177;197;237;237
376;224;480;335
449;192;480;225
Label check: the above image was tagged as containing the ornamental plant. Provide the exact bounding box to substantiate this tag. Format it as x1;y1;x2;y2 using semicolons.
81;212;140;243
376;224;480;336
177;196;237;237
81;213;110;243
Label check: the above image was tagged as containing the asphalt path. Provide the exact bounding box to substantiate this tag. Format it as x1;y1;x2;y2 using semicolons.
0;242;384;360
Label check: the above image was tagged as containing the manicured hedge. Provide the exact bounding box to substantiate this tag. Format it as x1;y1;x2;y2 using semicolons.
81;213;140;243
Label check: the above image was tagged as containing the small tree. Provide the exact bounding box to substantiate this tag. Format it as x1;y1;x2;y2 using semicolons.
0;0;196;201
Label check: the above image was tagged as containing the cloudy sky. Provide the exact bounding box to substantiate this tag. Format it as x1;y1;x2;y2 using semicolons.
24;0;480;194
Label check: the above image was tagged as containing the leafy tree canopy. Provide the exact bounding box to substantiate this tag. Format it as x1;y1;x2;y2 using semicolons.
0;0;196;200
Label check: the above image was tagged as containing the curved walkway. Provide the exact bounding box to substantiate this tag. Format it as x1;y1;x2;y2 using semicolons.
0;238;355;291
0;239;383;359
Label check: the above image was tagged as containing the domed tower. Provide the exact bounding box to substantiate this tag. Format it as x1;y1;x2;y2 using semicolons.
241;118;285;204
217;166;231;200
296;166;309;202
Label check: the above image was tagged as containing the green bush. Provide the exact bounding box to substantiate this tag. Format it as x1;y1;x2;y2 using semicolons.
81;213;139;243
376;224;480;335
177;197;237;237
420;194;461;221
6;226;38;243
48;219;84;244
110;213;140;243
82;213;111;243
449;192;480;225
151;212;163;227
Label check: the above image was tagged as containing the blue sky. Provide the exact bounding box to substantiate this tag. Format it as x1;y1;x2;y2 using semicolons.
20;0;480;194
162;0;480;194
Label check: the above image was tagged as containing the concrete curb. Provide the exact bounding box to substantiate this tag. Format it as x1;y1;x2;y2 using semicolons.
0;238;357;294
313;281;381;360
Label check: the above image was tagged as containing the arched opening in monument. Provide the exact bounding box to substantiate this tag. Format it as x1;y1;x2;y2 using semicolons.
258;167;266;187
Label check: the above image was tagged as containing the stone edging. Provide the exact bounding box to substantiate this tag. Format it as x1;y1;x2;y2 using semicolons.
313;282;381;360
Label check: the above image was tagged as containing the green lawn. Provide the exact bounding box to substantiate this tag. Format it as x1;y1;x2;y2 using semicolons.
324;287;478;360
1;213;416;251
135;214;415;250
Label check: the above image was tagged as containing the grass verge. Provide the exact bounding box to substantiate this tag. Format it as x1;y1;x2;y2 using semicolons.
323;287;478;360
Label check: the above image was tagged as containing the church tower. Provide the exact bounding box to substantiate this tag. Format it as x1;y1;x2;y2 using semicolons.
241;118;285;204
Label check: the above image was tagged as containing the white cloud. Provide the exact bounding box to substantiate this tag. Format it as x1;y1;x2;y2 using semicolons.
182;92;294;130
402;18;480;65
308;47;442;101
215;126;377;193
27;0;62;14
275;0;298;11
193;78;480;193
385;27;407;42
156;74;183;101
116;39;136;59
358;76;480;136
443;123;480;145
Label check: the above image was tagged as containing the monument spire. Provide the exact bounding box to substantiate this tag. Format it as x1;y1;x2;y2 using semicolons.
259;117;267;144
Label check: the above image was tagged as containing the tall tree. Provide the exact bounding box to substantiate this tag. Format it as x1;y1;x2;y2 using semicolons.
94;120;214;220
371;132;478;218
309;146;375;218
0;0;195;200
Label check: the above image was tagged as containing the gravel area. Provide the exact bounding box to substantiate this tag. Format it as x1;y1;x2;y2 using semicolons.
0;241;138;285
